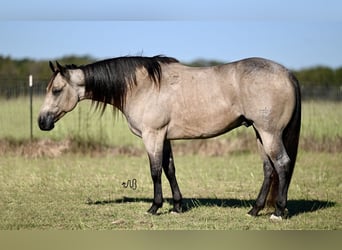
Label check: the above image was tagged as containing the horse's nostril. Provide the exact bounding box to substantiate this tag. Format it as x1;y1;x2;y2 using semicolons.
38;113;55;131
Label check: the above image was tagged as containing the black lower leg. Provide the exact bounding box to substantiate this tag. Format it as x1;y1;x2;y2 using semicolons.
147;156;163;214
273;156;291;218
274;175;288;217
248;161;273;216
162;140;183;213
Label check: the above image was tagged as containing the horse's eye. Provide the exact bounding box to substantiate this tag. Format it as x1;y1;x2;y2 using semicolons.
52;87;62;95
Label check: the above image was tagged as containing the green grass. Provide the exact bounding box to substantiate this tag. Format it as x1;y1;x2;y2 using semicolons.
301;100;342;140
0;96;141;147
0;152;340;230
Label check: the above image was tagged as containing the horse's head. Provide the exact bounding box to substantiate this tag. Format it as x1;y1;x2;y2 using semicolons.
38;61;85;131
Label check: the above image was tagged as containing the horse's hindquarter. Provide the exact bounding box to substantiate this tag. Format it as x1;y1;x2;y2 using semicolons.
236;58;296;133
162;64;243;139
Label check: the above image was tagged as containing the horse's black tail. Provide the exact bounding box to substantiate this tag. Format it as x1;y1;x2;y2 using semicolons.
267;72;301;207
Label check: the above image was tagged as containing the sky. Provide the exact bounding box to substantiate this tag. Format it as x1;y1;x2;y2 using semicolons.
1;0;342;69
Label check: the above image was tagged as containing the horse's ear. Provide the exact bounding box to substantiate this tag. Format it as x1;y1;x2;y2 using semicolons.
56;61;67;77
56;61;63;71
49;61;55;73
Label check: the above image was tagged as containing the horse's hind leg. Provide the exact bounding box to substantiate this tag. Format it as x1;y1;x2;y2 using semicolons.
252;129;291;219
162;140;183;213
248;136;274;216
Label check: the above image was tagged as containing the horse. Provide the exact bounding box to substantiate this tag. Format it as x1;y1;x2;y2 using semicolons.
38;55;301;220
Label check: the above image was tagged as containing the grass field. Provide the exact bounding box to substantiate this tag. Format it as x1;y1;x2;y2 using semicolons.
0;152;340;230
0;97;341;230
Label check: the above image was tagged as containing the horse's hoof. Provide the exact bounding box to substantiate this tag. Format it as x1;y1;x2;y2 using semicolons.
247;207;260;217
146;204;161;215
172;205;183;214
270;214;283;221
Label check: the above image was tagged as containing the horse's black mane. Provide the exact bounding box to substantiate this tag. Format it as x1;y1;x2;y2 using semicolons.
65;55;178;112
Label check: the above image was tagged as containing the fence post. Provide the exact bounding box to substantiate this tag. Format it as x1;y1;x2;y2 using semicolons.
29;75;33;141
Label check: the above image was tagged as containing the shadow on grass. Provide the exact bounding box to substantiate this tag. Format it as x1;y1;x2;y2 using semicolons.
86;196;336;218
286;199;336;218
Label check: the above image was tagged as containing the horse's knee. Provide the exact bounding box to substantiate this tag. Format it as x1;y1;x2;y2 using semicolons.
151;167;162;181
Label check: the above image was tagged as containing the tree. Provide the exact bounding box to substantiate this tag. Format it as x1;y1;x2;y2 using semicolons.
335;67;342;86
294;66;336;87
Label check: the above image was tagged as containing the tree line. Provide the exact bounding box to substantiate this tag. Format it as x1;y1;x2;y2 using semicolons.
0;55;93;84
0;55;341;95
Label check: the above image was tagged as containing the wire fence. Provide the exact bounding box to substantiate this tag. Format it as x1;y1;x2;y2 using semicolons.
0;78;342;101
0;79;47;99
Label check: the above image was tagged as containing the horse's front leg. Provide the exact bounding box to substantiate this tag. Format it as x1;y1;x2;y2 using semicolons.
142;129;166;214
162;140;183;213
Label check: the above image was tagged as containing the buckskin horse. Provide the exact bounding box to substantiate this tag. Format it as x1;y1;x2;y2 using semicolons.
38;56;301;220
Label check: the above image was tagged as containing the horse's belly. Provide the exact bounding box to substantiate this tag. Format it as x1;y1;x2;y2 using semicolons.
167;108;241;139
163;73;241;139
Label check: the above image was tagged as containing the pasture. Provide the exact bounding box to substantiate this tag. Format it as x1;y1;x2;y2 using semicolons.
0;97;341;229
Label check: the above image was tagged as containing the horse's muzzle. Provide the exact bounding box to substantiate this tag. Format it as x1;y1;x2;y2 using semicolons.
38;113;55;131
